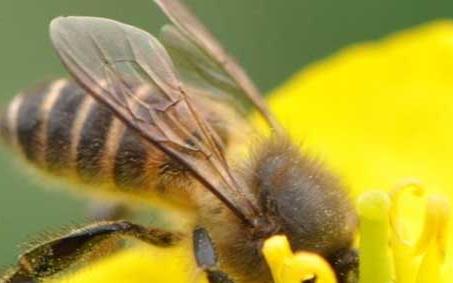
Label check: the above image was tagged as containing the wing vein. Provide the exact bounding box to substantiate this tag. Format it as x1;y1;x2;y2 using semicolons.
50;16;263;227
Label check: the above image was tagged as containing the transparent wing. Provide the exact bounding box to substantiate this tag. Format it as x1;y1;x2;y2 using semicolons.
154;0;281;131
50;16;260;226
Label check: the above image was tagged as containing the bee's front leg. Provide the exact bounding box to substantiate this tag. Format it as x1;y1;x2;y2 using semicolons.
2;221;181;283
193;227;235;283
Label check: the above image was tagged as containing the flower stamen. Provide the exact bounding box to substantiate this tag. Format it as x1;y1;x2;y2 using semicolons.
262;235;337;283
357;191;393;283
388;181;450;283
389;180;425;247
415;195;450;283
389;181;425;283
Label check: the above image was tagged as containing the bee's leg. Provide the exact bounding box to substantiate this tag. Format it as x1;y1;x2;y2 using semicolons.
3;221;181;283
329;248;359;283
193;227;235;283
83;201;133;264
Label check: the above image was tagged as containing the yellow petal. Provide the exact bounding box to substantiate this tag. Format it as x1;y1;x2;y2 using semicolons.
45;243;207;283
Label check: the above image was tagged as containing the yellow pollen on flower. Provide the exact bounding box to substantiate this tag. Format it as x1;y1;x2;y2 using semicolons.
262;235;337;283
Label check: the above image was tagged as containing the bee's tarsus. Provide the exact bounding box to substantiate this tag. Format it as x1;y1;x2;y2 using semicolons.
1;267;37;283
193;227;235;283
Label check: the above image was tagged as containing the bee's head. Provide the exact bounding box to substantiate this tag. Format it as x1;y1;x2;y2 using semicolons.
249;137;358;282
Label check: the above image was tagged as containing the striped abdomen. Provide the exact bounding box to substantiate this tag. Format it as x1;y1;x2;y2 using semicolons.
0;79;232;207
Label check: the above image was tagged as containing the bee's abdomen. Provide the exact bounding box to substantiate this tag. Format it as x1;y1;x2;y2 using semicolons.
0;79;156;189
1;80;71;164
46;81;86;172
75;97;114;181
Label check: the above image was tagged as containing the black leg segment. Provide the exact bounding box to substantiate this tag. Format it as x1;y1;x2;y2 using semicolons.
193;227;235;283
329;248;359;283
2;221;181;283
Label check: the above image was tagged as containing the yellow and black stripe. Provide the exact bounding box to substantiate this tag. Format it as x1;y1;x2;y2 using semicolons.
0;79;239;208
1;80;165;191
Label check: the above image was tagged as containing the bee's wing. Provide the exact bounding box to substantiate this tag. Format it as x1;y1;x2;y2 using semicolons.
154;0;281;131
50;16;260;226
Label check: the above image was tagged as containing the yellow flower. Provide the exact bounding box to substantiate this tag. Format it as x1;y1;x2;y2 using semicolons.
265;19;453;283
46;20;453;283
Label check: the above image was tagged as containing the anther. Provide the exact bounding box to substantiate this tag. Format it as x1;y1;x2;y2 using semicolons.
415;195;450;283
389;180;425;246
388;181;450;283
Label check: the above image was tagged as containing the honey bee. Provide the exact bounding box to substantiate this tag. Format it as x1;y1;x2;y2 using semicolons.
1;0;358;282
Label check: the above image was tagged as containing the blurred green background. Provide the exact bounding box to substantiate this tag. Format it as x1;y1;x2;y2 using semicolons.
0;0;452;268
